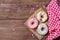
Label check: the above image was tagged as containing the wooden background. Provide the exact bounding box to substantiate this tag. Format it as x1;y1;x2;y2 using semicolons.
0;0;59;40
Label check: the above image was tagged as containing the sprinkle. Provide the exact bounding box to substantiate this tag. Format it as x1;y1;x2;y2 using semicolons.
36;4;39;7
29;33;34;38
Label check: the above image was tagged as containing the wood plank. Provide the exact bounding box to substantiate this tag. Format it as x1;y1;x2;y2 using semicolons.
0;20;37;40
0;20;25;27
0;0;50;20
0;0;51;40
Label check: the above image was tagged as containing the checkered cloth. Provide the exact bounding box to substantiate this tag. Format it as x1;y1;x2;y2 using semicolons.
46;0;60;40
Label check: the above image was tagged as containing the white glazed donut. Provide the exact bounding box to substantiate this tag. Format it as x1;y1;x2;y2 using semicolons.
36;11;48;22
37;23;48;35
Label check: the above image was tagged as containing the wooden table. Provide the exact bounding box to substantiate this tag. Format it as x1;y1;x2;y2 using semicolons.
1;0;60;40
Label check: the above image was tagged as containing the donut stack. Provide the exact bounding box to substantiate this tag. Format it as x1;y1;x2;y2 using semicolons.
25;6;49;40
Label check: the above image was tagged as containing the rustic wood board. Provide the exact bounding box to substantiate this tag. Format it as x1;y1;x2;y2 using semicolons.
0;0;50;20
0;0;58;40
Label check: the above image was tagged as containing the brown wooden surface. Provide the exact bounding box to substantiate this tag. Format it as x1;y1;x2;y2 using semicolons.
0;0;51;40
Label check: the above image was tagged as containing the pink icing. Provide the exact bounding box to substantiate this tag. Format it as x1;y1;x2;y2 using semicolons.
27;18;38;28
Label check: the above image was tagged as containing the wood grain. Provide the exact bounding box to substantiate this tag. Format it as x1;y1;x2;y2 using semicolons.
0;20;37;40
0;0;51;40
0;0;50;20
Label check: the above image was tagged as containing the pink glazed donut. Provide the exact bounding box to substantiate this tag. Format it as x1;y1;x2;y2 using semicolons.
27;18;38;29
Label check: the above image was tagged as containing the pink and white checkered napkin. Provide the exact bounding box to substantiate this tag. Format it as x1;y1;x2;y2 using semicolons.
46;0;60;40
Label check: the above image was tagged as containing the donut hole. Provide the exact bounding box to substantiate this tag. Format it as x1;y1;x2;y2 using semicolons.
41;15;43;18
41;27;44;31
31;22;34;25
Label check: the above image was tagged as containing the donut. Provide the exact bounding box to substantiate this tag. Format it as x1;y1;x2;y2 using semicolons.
27;18;38;29
36;11;48;22
37;23;48;35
